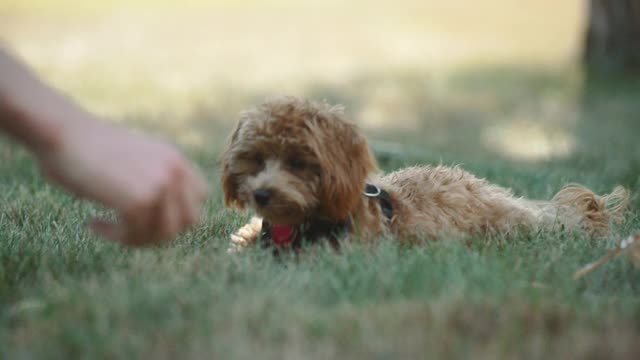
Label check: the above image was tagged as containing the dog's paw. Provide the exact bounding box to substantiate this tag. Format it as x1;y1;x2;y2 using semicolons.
228;216;263;253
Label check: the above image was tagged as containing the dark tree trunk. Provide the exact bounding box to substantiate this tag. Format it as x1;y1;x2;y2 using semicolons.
583;0;640;75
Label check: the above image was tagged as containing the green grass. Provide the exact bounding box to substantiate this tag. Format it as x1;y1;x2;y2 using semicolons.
1;72;640;359
2;1;640;358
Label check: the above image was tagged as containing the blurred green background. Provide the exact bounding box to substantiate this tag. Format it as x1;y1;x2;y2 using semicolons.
1;0;588;162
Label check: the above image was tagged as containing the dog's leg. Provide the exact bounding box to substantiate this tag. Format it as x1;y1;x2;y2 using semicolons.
228;216;263;253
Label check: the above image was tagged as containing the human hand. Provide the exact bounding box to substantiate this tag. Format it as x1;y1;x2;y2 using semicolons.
36;118;210;246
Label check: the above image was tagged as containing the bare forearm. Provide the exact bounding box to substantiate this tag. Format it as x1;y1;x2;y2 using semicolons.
0;47;210;246
0;47;85;154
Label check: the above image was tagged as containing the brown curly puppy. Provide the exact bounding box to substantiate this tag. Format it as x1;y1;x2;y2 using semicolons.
222;97;629;252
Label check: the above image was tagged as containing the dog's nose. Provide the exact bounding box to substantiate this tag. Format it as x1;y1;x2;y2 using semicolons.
253;189;272;206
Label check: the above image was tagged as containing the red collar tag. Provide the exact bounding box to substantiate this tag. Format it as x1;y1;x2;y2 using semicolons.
272;224;296;247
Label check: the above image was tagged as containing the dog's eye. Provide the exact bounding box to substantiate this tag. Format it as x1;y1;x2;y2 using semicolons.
253;153;265;168
287;157;306;170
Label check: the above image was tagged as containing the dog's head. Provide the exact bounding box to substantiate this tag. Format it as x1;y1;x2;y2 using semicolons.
221;97;377;225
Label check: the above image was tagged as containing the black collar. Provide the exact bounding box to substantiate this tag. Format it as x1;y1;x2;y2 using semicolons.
260;183;393;252
363;183;394;220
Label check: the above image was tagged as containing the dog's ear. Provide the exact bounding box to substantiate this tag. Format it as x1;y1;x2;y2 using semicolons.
317;113;378;220
221;120;246;209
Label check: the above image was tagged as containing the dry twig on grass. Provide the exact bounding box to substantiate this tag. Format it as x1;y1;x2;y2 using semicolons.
573;234;640;280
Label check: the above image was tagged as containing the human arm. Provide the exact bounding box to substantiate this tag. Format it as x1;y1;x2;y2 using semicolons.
0;47;209;246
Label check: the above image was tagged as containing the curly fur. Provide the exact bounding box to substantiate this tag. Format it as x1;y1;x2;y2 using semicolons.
222;97;630;249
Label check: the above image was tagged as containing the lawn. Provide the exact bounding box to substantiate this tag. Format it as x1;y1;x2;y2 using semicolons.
1;1;640;359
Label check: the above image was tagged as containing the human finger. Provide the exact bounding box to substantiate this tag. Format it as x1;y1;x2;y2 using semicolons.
89;218;127;243
149;178;183;243
118;188;164;246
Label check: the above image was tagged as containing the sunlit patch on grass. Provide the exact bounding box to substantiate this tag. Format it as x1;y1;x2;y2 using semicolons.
482;120;575;161
358;80;424;130
175;128;206;148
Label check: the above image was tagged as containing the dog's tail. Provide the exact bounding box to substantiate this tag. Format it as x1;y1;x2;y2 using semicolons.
551;184;630;237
